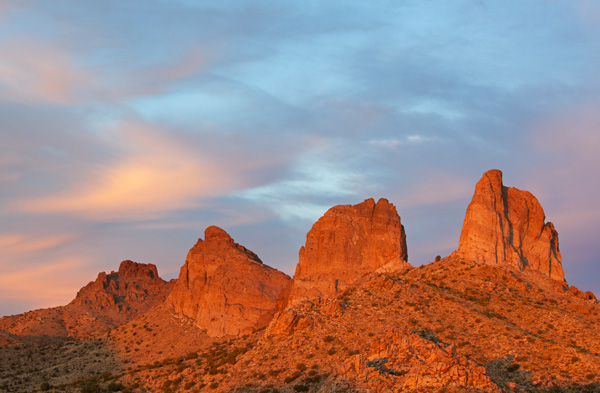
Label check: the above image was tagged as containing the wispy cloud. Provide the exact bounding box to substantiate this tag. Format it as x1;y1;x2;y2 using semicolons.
0;39;89;104
0;256;90;310
14;122;254;220
0;233;75;256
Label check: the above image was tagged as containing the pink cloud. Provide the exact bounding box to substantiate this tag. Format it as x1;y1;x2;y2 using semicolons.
13;122;262;220
390;173;473;211
0;256;90;312
0;39;90;104
0;233;75;255
526;101;600;268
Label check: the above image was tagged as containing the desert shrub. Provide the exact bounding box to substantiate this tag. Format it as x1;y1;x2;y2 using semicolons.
284;371;302;383
327;348;336;355
571;356;580;363
108;382;126;391
209;382;219;389
296;363;307;372
323;336;335;343
80;380;102;393
507;363;520;372
184;381;195;389
40;382;50;391
293;385;309;392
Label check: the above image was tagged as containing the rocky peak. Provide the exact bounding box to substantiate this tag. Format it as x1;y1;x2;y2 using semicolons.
167;226;291;337
288;198;409;304
72;260;170;311
117;260;159;279
204;225;233;241
456;169;564;281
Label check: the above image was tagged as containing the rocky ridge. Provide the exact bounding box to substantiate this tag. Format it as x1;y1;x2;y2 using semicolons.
456;169;564;281
0;260;173;339
166;226;291;337
289;198;409;304
1;169;599;393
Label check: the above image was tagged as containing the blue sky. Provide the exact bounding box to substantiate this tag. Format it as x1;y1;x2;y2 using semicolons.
1;0;600;316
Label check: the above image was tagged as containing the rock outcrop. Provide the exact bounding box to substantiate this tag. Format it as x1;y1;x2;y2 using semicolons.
456;169;564;281
0;260;173;338
72;260;169;312
288;198;409;303
334;329;500;392
167;226;291;337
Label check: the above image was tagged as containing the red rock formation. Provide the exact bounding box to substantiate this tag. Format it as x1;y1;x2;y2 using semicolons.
116;259;159;279
456;169;564;281
288;198;409;303
0;260;173;338
167;226;291;337
72;260;168;312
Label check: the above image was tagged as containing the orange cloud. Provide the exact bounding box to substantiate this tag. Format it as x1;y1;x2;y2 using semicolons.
15;123;243;220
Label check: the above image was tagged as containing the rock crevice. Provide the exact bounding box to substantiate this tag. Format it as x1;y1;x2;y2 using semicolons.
456;169;564;281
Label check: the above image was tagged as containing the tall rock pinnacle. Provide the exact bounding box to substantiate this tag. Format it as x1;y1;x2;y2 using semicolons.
456;169;564;281
288;198;409;303
167;226;291;337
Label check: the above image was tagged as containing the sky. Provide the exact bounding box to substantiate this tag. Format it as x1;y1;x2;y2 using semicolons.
1;0;600;317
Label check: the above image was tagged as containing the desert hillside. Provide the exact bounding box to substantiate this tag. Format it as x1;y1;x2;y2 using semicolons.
0;170;598;393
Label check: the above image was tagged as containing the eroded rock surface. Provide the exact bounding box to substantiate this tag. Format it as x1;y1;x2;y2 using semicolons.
289;198;409;303
456;170;564;281
0;260;173;338
167;226;291;337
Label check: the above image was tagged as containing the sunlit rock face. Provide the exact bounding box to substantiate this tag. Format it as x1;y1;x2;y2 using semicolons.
167;226;291;337
288;198;409;304
456;169;564;281
72;260;168;312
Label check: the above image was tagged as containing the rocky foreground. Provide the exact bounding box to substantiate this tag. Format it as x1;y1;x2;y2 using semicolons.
0;170;598;393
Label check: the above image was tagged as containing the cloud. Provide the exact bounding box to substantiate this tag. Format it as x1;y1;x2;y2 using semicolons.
0;39;89;104
0;256;89;310
390;173;473;211
0;233;75;256
14;123;248;220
